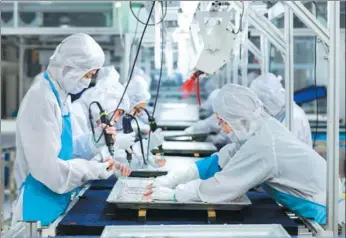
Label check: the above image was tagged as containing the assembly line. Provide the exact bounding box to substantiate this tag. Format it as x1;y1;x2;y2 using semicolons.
1;1;345;237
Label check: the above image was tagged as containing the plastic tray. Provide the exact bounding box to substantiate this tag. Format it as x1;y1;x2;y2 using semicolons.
106;177;251;211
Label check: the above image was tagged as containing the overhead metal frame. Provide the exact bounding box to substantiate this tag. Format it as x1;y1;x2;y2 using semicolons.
284;1;330;45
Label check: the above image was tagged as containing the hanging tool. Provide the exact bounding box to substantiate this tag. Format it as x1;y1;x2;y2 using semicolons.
89;101;115;156
141;108;164;156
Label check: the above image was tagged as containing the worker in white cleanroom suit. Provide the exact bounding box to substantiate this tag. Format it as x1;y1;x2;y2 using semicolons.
12;34;128;227
118;74;166;169
145;83;345;225
71;66;135;162
250;73;313;147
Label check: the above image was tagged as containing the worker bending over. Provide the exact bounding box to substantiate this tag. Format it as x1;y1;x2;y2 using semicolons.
71;66;135;163
250;73;312;147
145;83;345;225
12;34;127;226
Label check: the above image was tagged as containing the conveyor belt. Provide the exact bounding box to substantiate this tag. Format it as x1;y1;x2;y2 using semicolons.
56;188;299;236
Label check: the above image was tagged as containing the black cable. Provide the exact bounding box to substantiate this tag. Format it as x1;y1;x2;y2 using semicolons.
94;1;156;143
233;1;244;34
128;5;144;76
129;0;167;26
125;113;147;165
146;17;165;161
152;22;165;117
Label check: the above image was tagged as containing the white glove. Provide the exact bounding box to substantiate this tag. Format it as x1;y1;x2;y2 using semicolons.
151;164;199;189
148;155;167;168
115;132;135;152
184;126;194;134
97;159;115;180
140;124;150;135
151;187;176;201
113;162;132;177
149;128;164;150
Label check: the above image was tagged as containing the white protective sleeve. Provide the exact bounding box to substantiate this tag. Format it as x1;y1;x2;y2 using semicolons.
175;179;202;202
153;163;199;189
197;137;276;203
18;97;109;195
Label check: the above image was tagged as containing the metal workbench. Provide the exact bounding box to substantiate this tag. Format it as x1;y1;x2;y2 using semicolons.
55;183;301;236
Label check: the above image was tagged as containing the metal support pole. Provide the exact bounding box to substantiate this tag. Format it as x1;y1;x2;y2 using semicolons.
326;1;340;235
232;53;239;84
18;37;25;104
0;8;3;230
284;5;294;131
241;1;249;86
260;34;269;74
121;34;132;84
13;1;19;28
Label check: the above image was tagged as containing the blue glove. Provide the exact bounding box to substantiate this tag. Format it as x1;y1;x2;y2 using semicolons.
195;154;221;180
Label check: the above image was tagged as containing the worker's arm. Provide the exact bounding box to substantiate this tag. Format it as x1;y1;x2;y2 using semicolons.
175;141;275;203
19;97;111;194
185;115;220;134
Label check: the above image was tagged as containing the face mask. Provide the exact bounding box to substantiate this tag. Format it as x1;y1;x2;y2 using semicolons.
227;125;248;145
70;77;91;94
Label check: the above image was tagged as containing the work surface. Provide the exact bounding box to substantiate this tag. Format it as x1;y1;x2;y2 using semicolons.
152;141;217;156
155;103;199;122
57;179;299;236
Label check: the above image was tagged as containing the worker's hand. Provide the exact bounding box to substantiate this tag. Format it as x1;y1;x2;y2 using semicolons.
149;128;164;150
98;158;115;180
146;173;176;189
114;162;132;177
100;123;116;141
144;187;176;201
140;124;150;135
155;157;166;167
115;132;135;152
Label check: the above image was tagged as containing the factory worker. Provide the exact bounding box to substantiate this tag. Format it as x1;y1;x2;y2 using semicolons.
184;90;220;135
145;83;345;225
184;89;230;148
120;74;166;169
12;33;122;226
250;73;312;147
72;66;135;161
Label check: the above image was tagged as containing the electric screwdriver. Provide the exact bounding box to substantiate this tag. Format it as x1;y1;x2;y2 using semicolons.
88;101;115;157
148;115;164;156
100;110;115;156
122;114;134;165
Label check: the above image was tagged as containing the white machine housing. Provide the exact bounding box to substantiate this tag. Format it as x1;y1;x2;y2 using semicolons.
191;10;237;75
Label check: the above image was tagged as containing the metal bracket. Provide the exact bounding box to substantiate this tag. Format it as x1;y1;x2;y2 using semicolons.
248;41;263;64
284;1;330;46
232;1;286;55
